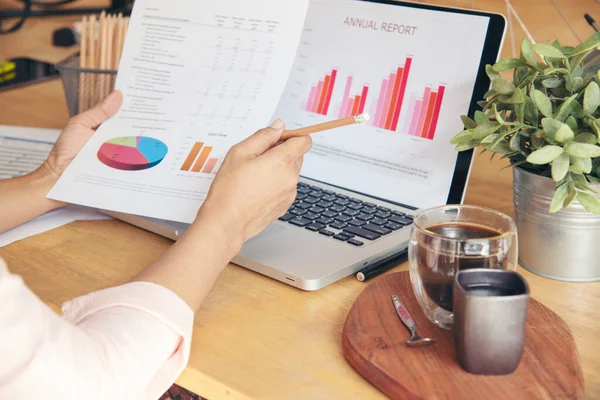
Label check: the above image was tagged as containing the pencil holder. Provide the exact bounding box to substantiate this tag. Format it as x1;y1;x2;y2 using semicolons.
56;52;117;117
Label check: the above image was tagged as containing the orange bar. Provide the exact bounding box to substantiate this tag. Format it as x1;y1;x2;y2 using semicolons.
191;146;213;172
385;67;403;130
180;142;203;171
317;75;331;114
202;158;218;173
420;92;438;138
351;95;361;115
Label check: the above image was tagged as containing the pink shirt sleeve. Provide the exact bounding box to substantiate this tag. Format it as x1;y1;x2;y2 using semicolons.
0;258;194;399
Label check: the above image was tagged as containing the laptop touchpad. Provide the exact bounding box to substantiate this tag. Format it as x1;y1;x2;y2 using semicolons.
248;223;286;242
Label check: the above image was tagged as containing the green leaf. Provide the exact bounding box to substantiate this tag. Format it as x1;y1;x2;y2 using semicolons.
564;184;578;208
451;130;473;144
533;89;553;118
486;65;500;81
543;67;570;75
526;145;564;164
472;121;502;139
493;58;525;72
477;101;487;108
570;31;600;57
493;103;505;124
584;81;600;115
455;140;479;151
510;132;521;152
524;96;539;124
565;142;600;158
499;89;525;104
576;192;600;214
555;94;579;122
570;156;593;174
474;110;487;124
532;130;546;149
542;77;563;88
460;115;478;129
515;101;525;123
566;116;579;133
492;78;516;95
573;132;597;144
566;76;584;92
555;124;575;144
481;133;499;144
551;152;570;181
541;118;562;141
483;141;513;154
549;184;569;213
533;43;566;59
574;180;598;193
521;37;537;66
483;89;496;98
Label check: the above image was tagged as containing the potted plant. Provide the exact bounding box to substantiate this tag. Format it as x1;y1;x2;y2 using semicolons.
451;33;600;282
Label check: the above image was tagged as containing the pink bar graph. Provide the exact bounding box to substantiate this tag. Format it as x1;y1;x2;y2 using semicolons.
379;73;395;128
304;69;338;115
409;100;423;136
415;86;431;135
374;79;388;127
405;84;446;140
307;87;318;113
339;76;353;118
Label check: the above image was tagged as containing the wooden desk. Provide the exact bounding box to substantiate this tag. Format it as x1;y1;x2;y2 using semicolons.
1;1;599;398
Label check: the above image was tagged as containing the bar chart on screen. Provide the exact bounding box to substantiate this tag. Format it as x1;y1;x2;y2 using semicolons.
369;56;413;131
401;84;446;140
180;142;223;174
304;68;338;115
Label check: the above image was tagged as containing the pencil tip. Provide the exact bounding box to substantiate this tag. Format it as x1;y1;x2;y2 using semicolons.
354;113;369;123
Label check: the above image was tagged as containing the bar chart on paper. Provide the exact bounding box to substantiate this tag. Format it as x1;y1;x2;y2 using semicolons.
180;142;223;174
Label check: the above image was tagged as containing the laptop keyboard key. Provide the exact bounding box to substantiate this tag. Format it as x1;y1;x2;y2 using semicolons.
342;209;360;217
334;199;350;206
322;210;339;218
309;190;324;197
348;219;366;227
392;210;406;217
297;186;311;194
329;221;348;230
384;222;403;231
295;193;308;201
278;213;295;222
377;206;391;212
309;206;325;214
317;200;334;208
343;226;381;241
347;239;364;246
363;202;376;207
316;217;333;225
290;209;307;216
371;217;387;226
335;214;352;223
363;223;392;236
362;207;377;214
322;194;337;202
389;215;413;225
347;202;363;210
357;213;373;221
304;211;319;220
304;196;320;204
289;217;312;227
330;205;346;213
297;202;312;210
336;194;349;199
319;229;335;237
333;234;349;241
306;223;326;232
375;211;391;219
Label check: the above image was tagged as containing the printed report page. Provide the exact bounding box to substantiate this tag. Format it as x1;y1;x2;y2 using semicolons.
48;0;309;223
273;0;490;209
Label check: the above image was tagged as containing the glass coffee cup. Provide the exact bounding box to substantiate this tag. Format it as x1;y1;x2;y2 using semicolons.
408;205;518;330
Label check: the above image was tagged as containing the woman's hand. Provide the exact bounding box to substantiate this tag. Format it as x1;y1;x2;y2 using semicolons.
196;118;312;246
41;91;123;181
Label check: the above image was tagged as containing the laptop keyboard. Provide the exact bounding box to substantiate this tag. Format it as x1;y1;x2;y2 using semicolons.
278;182;414;247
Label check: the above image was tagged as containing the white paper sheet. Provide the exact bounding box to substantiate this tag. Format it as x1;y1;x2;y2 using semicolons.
0;125;111;247
48;0;310;223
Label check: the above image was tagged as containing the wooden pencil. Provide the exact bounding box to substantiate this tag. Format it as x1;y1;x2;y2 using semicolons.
115;13;124;69
280;113;369;140
78;16;87;113
87;15;96;111
99;11;108;103
106;14;115;97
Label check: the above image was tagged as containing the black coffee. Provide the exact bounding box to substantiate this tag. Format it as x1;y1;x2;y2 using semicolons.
416;222;507;312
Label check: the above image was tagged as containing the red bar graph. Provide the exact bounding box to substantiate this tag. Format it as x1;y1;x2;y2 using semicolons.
305;69;338;115
405;84;446;140
372;57;413;131
338;76;369;118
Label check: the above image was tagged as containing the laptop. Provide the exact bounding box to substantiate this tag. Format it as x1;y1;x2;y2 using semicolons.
105;0;506;290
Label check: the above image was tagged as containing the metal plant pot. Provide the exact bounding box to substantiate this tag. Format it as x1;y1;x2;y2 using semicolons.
513;166;600;282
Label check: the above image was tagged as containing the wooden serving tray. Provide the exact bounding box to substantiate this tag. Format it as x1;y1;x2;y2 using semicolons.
342;271;584;399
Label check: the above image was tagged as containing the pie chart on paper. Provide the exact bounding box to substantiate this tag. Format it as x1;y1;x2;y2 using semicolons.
97;136;168;171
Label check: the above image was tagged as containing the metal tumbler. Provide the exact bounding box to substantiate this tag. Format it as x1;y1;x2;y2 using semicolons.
453;268;530;375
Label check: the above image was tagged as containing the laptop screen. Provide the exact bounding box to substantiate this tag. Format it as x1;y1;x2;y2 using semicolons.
274;0;501;209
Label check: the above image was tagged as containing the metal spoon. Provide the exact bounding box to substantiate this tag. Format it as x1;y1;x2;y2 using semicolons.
391;295;437;347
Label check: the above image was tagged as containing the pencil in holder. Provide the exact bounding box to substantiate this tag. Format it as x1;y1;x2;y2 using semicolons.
56;53;117;117
55;12;128;117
